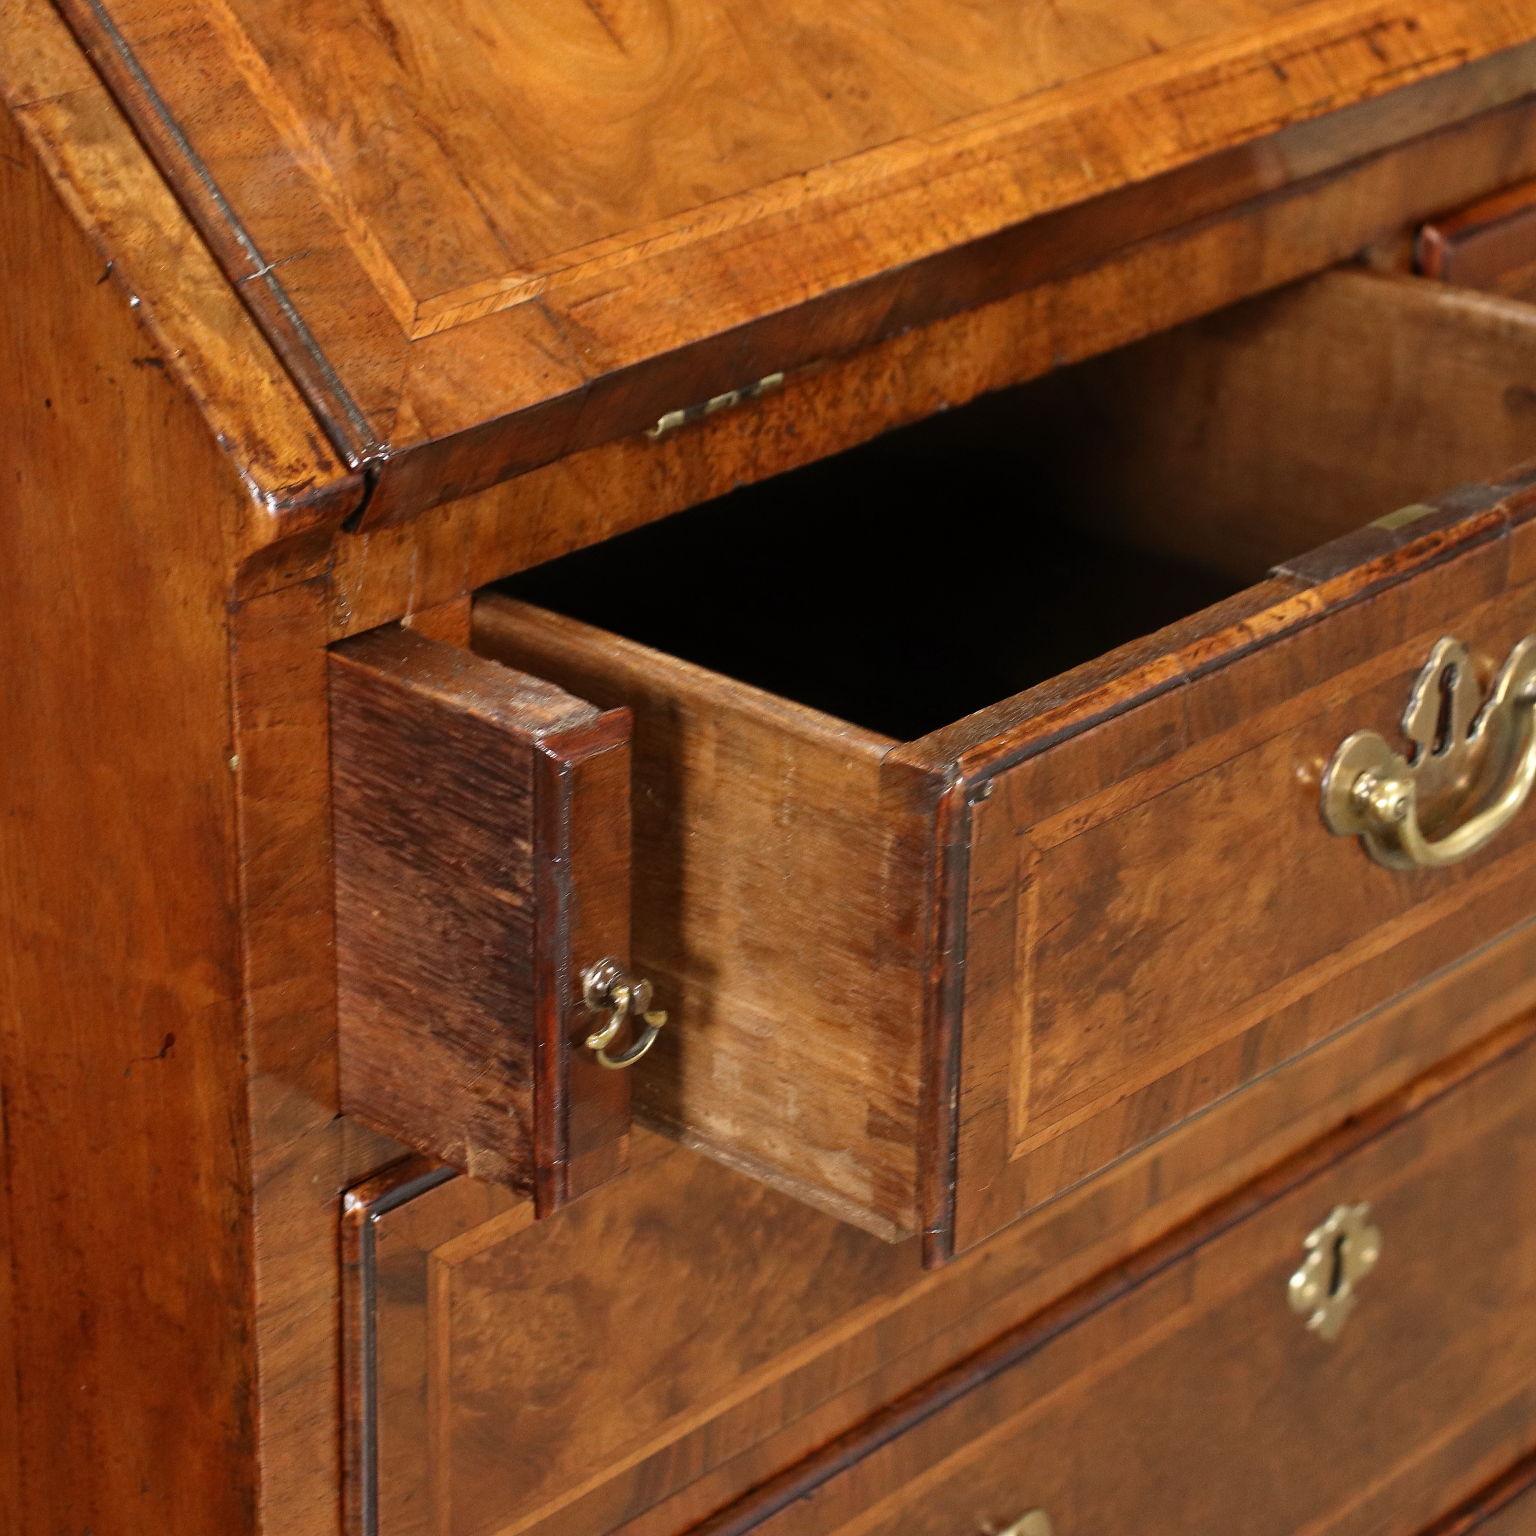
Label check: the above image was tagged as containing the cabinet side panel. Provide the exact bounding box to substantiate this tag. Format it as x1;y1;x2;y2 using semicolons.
0;105;256;1533
330;640;542;1189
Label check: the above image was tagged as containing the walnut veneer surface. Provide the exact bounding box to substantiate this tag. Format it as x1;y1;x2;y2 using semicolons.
43;0;1536;522
6;2;1536;1533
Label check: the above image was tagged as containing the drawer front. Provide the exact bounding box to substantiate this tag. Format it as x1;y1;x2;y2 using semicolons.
948;513;1536;1251
329;625;636;1209
711;1027;1536;1536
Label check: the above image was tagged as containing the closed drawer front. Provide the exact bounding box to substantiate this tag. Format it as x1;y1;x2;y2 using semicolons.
345;928;1536;1536
699;1027;1536;1536
334;263;1536;1252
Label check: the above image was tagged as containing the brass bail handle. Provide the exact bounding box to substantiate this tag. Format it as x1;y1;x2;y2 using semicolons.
1322;635;1536;870
580;958;667;1070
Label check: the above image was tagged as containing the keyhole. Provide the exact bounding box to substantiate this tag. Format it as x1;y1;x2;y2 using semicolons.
1327;1233;1349;1297
1432;662;1460;756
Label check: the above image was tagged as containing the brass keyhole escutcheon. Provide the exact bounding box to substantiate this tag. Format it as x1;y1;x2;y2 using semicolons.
995;1514;1053;1536
580;958;667;1070
1287;1202;1382;1341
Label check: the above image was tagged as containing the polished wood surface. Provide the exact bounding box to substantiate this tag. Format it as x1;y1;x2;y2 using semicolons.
331;626;632;1203
949;542;1536;1252
701;1024;1536;1536
9;3;1536;1528
44;0;1536;521
322;90;1536;638
476;267;1536;1253
478;599;930;1238
0;80;259;1536
349;983;1536;1536
1419;178;1536;301
0;0;359;548
910;268;1536;1244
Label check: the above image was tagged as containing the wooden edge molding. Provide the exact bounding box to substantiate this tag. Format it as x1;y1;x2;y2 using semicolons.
341;1157;457;1536
1418;1450;1536;1534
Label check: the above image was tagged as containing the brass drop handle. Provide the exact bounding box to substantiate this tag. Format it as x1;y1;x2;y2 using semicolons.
1322;636;1536;870
580;958;667;1070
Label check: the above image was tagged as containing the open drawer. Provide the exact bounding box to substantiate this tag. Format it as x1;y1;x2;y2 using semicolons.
332;267;1536;1257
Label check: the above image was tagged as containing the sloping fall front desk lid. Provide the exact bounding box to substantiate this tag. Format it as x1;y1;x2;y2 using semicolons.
51;0;1536;525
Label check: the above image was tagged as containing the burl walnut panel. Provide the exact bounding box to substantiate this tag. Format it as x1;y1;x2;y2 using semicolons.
347;925;1536;1536
330;625;632;1207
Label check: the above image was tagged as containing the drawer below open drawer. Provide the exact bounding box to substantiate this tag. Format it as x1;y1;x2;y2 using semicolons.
701;1023;1536;1536
343;931;1536;1536
334;266;1536;1256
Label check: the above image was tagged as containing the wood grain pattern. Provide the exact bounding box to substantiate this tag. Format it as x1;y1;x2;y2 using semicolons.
476;603;929;1238
11;4;1536;1525
44;0;1536;521
699;1024;1536;1536
1420;178;1536;301
347;973;1536;1536
330;626;632;1204
0;86;257;1536
914;272;1536;1253
1;16;395;1531
324;91;1536;637
947;563;1536;1250
0;0;360;551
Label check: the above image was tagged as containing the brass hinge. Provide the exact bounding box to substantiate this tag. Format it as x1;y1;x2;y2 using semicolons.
646;372;785;440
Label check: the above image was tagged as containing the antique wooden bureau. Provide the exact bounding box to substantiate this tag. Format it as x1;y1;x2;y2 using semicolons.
6;1;1536;1533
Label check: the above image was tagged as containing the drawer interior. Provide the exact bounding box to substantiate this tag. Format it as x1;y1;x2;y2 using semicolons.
496;419;1240;741
500;267;1536;741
